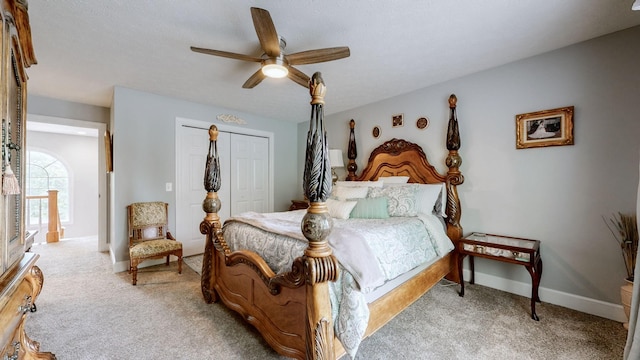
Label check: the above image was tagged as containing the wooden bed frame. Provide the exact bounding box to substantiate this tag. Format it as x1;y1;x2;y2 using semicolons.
199;74;463;359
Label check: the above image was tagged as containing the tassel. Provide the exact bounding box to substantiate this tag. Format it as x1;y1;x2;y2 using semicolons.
3;163;20;195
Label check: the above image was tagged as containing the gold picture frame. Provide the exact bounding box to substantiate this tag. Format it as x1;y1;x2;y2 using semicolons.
515;106;574;149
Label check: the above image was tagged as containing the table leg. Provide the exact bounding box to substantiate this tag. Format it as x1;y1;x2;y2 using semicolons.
525;264;541;321
535;258;543;302
469;255;475;285
458;253;465;297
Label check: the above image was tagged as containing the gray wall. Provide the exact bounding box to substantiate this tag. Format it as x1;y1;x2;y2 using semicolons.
312;26;640;312
110;87;299;264
28;95;110;124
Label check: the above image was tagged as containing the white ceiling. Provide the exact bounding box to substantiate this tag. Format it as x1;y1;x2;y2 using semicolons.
26;1;640;123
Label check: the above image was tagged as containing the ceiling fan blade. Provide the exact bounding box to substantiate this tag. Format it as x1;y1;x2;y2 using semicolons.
242;69;267;89
251;7;281;57
191;46;262;62
287;66;310;88
286;47;350;65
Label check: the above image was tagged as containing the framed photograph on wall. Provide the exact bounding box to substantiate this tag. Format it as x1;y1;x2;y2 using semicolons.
392;113;404;128
515;106;574;149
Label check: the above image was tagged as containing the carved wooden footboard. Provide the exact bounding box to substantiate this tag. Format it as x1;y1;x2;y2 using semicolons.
200;76;464;359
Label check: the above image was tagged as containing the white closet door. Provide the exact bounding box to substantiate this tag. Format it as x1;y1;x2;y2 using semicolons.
176;121;271;256
230;134;269;215
176;126;230;256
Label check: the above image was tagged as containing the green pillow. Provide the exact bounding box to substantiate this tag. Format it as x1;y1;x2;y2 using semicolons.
349;197;390;219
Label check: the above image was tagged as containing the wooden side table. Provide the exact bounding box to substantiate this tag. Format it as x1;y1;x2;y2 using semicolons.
458;232;543;321
289;200;309;211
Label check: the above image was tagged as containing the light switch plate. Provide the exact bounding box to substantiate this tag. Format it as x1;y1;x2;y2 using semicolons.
165;182;172;192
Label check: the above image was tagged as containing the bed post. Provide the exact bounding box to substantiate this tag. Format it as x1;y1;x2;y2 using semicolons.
444;94;464;283
346;119;358;180
301;72;339;360
200;125;224;303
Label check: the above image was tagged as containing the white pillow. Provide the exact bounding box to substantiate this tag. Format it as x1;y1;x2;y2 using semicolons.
379;176;410;184
335;180;384;188
333;185;369;200
326;198;358;219
416;183;445;217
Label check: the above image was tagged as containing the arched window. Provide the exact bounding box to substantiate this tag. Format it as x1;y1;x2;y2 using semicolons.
25;151;70;224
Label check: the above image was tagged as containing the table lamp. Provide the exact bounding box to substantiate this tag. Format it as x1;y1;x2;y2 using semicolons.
329;149;344;184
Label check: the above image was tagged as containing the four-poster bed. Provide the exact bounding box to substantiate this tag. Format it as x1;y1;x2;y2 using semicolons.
199;73;464;359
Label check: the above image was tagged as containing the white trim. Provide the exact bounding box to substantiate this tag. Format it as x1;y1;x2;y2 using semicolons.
112;258;170;274
463;269;626;322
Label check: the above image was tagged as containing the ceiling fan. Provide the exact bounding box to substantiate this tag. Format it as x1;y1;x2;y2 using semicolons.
191;7;350;89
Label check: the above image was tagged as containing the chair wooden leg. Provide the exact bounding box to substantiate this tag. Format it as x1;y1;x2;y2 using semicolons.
178;256;183;274
131;258;139;285
165;255;170;266
131;266;138;285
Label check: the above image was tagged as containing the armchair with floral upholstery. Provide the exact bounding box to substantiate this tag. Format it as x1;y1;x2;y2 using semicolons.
127;202;182;285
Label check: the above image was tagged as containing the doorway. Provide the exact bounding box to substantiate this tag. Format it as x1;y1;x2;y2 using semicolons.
26;114;107;251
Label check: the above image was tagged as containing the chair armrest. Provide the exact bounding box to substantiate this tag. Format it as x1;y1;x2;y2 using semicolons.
166;232;176;240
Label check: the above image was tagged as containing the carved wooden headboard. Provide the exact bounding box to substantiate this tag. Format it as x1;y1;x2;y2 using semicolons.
355;138;446;184
346;94;464;242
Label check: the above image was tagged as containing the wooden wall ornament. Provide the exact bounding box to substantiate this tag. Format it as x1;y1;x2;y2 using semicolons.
392;113;404;127
104;130;112;172
372;125;380;138
416;117;429;130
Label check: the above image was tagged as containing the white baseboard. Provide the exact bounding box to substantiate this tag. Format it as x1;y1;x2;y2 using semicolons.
105;256;626;322
463;269;626;323
112;258;176;274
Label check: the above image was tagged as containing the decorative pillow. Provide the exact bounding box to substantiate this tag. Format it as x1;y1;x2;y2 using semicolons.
326;198;358;219
379;176;410;185
415;183;445;216
333;185;369;200
349;197;390;219
369;184;418;217
335;180;384;188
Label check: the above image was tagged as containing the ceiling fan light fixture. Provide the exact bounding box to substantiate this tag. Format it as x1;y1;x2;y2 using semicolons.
261;58;289;78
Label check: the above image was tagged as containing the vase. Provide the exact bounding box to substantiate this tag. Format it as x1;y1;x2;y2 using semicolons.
621;279;634;330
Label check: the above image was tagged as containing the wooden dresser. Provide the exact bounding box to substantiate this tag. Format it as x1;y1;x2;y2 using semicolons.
0;1;55;359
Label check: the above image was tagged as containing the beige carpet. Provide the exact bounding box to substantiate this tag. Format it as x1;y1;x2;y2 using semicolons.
26;237;626;359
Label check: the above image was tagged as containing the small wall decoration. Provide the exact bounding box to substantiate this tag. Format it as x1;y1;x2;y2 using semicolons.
217;113;247;125
515;106;574;149
392;113;404;127
416;117;429;130
104;130;113;172
372;126;381;139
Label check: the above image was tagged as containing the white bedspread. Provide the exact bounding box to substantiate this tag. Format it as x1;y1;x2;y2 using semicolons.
225;211;385;290
222;210;453;358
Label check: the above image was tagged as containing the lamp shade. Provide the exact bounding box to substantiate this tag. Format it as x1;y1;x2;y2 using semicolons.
634;0;640;10
329;149;344;168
